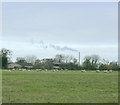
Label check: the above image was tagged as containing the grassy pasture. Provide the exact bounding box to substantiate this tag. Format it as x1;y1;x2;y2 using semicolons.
2;70;118;103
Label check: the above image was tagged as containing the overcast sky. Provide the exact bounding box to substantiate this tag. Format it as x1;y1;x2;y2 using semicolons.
1;2;118;62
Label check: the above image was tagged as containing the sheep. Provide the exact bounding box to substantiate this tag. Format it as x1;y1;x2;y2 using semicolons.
22;69;26;71
81;70;86;72
9;70;11;72
56;69;59;72
53;69;56;72
96;70;100;73
45;69;48;72
36;69;39;72
12;69;15;71
103;70;108;73
109;70;112;73
19;69;22;71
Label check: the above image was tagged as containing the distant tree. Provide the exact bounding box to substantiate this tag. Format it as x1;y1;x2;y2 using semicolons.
73;58;78;64
33;59;42;69
16;57;27;63
82;55;100;70
0;48;12;69
82;56;92;70
55;54;65;63
33;59;54;70
55;54;76;64
0;48;12;57
24;55;37;64
90;54;100;70
0;55;8;69
99;64;104;70
65;55;74;63
54;54;80;70
109;61;118;70
99;61;118;70
101;59;109;65
102;64;112;70
35;59;41;64
44;60;53;70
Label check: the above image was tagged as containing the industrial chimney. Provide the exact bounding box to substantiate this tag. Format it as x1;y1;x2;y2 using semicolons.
79;52;80;66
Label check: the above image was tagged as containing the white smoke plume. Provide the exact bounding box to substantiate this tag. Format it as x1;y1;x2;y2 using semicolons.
30;40;78;52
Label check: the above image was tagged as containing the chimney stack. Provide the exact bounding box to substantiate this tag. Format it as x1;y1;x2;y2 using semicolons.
79;52;80;66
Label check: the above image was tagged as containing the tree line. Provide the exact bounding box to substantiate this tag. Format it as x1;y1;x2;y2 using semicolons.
0;48;119;70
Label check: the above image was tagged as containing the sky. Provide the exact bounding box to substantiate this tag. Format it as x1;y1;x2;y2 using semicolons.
1;2;118;62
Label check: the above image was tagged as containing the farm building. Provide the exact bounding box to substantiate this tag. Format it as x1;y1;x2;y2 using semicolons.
8;63;21;69
8;62;33;69
53;62;61;70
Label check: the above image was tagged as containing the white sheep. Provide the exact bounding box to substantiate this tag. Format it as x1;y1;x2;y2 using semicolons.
81;70;86;72
12;69;15;71
109;70;112;73
56;69;59;72
19;69;22;71
53;70;56;72
45;69;48;71
96;70;100;73
22;69;26;71
36;69;39;72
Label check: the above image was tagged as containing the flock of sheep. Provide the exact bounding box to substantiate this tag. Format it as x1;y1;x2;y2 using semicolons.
81;69;112;73
7;69;113;73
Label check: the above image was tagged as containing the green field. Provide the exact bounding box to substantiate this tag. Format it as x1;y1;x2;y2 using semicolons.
2;70;118;103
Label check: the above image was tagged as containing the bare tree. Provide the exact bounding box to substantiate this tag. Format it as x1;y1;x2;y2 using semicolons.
0;48;12;57
90;54;100;69
82;56;92;70
64;55;69;63
84;56;91;61
82;55;100;70
73;58;77;64
55;54;75;63
65;55;74;63
91;54;100;65
102;59;109;65
24;55;37;64
55;54;65;63
16;57;26;63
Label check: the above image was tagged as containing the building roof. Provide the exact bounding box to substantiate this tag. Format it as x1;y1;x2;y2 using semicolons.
8;62;33;66
16;62;33;66
53;62;61;66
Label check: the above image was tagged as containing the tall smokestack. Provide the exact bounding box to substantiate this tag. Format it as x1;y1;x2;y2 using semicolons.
79;52;80;66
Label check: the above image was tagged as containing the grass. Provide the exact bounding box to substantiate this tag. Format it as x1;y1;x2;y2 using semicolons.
0;70;2;104
2;70;118;103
